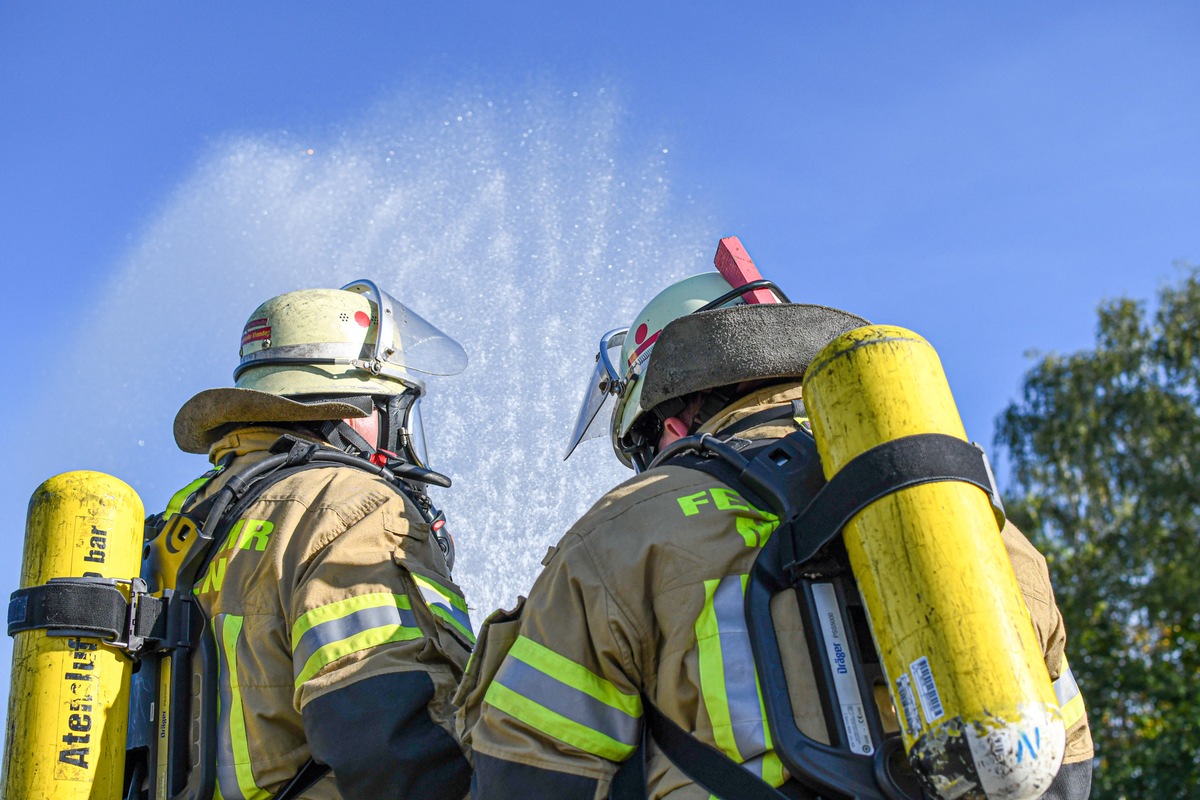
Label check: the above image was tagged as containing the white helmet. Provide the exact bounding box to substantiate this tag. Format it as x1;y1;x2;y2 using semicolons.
565;243;866;470
175;279;466;465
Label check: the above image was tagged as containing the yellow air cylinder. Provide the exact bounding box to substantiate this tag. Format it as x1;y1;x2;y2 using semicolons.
3;471;144;800
802;326;1064;800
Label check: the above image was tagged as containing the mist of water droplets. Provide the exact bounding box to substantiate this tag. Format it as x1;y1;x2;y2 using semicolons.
43;85;710;619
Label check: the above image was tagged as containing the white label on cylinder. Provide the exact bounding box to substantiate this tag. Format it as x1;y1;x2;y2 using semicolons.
812;583;875;755
895;672;923;739
910;656;945;724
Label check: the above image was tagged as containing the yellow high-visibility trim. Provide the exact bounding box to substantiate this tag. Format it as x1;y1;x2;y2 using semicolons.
1054;657;1086;729
217;615;272;800
412;573;469;612
507;636;641;716
290;592;412;642
761;752;787;787
745;575;787;788
484;682;637;762
428;605;476;643
411;573;475;643
1060;693;1086;730
293;624;423;689
695;578;739;760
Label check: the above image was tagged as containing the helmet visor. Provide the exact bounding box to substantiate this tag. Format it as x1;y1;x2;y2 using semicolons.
564;329;627;460
341;279;468;377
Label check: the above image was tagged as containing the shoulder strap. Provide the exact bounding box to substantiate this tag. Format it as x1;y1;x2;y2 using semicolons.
610;701;803;800
639;700;804;800
714;398;809;440
187;436;440;582
273;758;330;800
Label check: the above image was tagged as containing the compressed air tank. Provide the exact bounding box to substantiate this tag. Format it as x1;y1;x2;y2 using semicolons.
3;471;144;800
801;326;1064;800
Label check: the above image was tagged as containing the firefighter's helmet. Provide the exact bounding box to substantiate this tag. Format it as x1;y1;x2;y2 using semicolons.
565;269;867;470
174;279;466;464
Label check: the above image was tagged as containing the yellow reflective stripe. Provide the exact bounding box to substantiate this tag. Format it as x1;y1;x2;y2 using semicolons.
291;593;423;690
744;574;787;788
696;578;739;760
215;615;272;800
758;747;787;786
484;682;637;761
1060;692;1085;730
1055;657;1086;729
412;573;469;613
494;636;642;752
508;636;642;717
411;573;475;643
293;623;423;690
697;576;786;785
291;592;412;641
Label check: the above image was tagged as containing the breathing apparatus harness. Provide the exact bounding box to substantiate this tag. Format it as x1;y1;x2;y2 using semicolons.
611;401;1005;800
9;426;457;800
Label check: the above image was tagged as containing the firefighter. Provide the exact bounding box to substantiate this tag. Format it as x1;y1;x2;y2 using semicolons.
456;256;1093;799
154;280;473;799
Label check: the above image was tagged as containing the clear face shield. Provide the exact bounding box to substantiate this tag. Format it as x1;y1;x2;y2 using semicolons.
564;328;628;460
339;279;469;386
339;280;464;470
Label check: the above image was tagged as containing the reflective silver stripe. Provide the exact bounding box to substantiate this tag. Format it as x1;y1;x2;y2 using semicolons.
712;576;768;761
213;614;245;800
291;603;419;682
742;752;771;779
1054;662;1081;707
412;575;473;636
494;653;641;747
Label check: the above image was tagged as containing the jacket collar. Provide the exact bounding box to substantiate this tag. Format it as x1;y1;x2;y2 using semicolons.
698;382;805;438
207;425;327;465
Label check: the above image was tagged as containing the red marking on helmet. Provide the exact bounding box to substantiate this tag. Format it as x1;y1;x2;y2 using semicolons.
432;519;445;531
627;330;660;367
354;311;371;327
635;323;648;344
241;327;271;346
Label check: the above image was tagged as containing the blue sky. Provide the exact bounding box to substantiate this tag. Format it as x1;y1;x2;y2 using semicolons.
4;3;1197;427
1;2;1197;714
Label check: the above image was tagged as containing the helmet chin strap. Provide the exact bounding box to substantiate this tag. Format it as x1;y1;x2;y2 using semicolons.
312;392;419;467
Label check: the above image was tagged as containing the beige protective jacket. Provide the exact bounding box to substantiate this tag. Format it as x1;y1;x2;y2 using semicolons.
173;426;472;799
458;384;1092;800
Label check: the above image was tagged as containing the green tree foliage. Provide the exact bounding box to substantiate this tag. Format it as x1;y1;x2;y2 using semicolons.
996;264;1200;798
